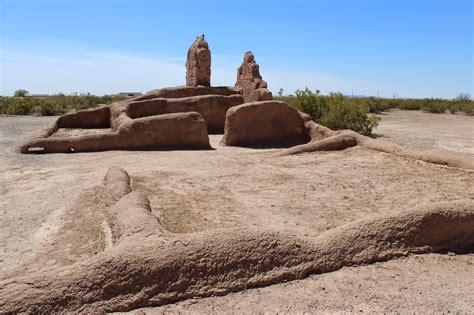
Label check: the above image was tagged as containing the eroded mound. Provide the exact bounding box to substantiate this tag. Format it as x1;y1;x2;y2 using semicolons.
1;167;473;313
20;111;211;153
275;117;474;170
220;100;309;147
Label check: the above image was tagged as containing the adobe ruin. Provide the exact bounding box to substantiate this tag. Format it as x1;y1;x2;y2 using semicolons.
6;36;474;314
20;35;292;154
18;36;474;170
235;51;273;102
186;35;211;87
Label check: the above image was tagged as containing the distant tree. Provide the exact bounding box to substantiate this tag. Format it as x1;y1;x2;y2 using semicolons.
14;89;29;97
455;93;471;101
278;88;284;97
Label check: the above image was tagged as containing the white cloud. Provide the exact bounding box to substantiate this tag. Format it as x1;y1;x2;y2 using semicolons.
1;38;401;98
1;47;185;95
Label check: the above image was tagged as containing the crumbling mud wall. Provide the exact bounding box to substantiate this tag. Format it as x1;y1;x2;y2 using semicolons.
221;101;309;146
19;84;247;153
20;112;211;154
57;105;111;129
136;85;241;101
235;51;273;102
1;167;473;313
186;35;211;87
126;94;244;133
275;116;474;170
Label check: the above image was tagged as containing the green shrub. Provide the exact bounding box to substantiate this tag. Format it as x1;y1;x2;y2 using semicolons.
39;100;63;116
294;88;328;120
456;101;474;115
363;97;388;113
5;98;34;115
0;97;11;114
289;88;380;136
451;94;474;115
275;93;474;116
0;94;127;116
421;99;446;114
398;100;422;110
321;93;380;135
422;103;446;113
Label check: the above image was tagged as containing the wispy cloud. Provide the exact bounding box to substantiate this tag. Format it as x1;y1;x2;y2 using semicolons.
1;38;400;97
1;47;184;95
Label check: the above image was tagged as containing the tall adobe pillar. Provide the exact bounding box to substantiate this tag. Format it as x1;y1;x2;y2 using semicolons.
186;35;211;87
235;51;273;102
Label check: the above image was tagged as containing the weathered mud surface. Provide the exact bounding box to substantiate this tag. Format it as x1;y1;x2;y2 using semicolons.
1;111;473;312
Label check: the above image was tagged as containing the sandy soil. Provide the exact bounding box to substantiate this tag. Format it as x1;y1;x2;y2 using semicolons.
0;110;473;312
135;253;474;314
374;109;474;154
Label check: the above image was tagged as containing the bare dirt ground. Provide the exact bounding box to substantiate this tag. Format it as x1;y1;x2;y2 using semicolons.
0;110;473;312
374;109;474;154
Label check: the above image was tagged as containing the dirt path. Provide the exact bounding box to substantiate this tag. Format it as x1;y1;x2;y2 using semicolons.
0;111;473;311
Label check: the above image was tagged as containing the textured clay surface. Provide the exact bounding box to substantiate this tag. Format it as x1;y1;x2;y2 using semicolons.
1;111;473;313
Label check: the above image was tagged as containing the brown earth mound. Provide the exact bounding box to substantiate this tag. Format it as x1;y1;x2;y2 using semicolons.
136;85;241;101
57;105;111;128
220;101;309;147
1;167;472;313
276;118;474;170
19;84;247;153
126;94;244;133
20;112;211;153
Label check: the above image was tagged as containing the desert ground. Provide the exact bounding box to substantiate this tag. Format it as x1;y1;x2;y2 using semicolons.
1;109;473;313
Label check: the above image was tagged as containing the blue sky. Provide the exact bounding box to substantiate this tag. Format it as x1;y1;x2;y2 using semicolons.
1;0;472;98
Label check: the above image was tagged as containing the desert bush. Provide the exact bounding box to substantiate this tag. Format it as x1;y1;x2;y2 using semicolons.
276;93;474;116
398;100;422;110
39;99;64;116
5;98;34;115
294;88;328;120
0;93;127;116
450;94;474;115
357;97;389;113
286;88;380;136
321;93;380;135
422;103;446;113
0;97;11;114
458;102;474;115
420;99;446;113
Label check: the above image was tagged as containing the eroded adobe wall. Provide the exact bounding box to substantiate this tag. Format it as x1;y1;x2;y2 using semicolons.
127;94;244;133
221;101;308;146
235;51;273;102
186;35;211;87
20;112;211;153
